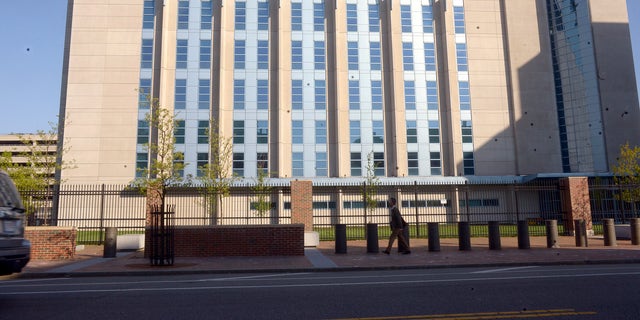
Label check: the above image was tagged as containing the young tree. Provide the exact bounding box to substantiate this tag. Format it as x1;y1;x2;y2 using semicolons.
197;120;236;225
363;151;380;222
131;96;184;211
251;169;273;218
611;142;640;217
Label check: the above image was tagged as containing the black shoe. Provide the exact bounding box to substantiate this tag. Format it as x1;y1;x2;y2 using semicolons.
402;250;411;255
382;250;390;255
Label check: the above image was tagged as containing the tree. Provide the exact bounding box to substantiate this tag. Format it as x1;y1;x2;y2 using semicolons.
197;120;236;224
131;95;185;211
251;169;273;218
611;142;640;217
362;151;380;222
0;120;75;222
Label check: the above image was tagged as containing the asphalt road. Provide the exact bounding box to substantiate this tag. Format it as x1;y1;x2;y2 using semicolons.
1;264;639;320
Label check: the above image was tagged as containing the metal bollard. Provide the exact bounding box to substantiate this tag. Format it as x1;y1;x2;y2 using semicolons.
488;221;501;250
428;222;441;252
546;220;559;248
574;219;588;247
458;221;471;251
517;220;530;249
366;223;379;253
398;226;410;253
335;224;347;254
103;227;117;258
603;219;617;247
631;218;640;245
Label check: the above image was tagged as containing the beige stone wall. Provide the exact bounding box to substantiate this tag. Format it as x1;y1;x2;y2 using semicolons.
61;0;142;184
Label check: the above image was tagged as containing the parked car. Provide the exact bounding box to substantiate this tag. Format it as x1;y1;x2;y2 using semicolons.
0;170;30;275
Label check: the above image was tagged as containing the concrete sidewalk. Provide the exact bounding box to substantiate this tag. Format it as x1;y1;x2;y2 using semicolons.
16;236;640;278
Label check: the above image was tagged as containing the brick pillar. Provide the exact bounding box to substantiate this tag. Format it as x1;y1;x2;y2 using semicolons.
560;177;593;236
291;180;318;246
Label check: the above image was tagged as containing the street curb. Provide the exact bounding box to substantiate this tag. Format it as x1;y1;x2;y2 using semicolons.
17;258;640;279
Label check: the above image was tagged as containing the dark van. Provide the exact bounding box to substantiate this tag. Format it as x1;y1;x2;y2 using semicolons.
0;170;30;275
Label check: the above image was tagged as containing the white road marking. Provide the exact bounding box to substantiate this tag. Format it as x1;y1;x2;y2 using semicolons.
472;266;538;274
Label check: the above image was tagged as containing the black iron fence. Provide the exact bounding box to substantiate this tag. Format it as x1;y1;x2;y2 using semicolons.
19;178;640;244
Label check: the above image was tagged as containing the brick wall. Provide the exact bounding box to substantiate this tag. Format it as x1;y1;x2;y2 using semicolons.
291;180;313;231
560;177;593;234
146;224;305;257
25;227;77;260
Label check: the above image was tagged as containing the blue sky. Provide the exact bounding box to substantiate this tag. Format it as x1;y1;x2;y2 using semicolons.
0;0;639;134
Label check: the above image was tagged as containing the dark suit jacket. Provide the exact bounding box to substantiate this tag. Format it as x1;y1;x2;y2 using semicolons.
389;206;405;229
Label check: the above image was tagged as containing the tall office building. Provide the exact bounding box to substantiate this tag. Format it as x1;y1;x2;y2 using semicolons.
58;0;639;184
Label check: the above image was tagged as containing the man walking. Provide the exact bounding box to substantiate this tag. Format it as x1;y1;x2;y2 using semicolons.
382;197;411;254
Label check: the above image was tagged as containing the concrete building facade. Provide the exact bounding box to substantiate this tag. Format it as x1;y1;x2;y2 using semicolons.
58;0;640;184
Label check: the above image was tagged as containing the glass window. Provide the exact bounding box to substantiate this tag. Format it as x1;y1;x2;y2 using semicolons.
235;2;246;30
454;6;465;34
138;78;151;109
233;153;244;177
137;120;149;144
177;0;189;30
233;120;244;144
292;80;303;110
315;120;326;144
461;120;473;143
430;151;441;176
257;152;268;174
143;0;155;29
200;40;211;69
197;152;208;177
258;40;269;69
401;5;411;33
406;121;417;143
373;121;384;144
463;151;474;175
314;3;324;32
424;42;436;71
349;80;360;110
234;40;245;69
174;79;186;109
199;79;210;109
291;3;302;31
371;80;383;110
350;121;360;144
141;39;154;69
292;152;304;176
258;1;269;31
459;81;470;110
407;152;419;176
422;5;433;33
198;120;209;144
368;4;379;32
314;41;325;70
456;43;468;71
316;152;327;176
175;120;185;144
429;120;440;143
370;42;381;70
234;79;245;110
315;80;326;110
257;120;268;144
136;153;148;178
403;42;414;71
291;41;302;70
427;80;438;110
175;39;188;69
374;152;385;176
201;0;212;29
292;120;303;144
350;152;362;176
257;80;269;110
346;4;357;32
404;81;416;110
348;41;358;70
